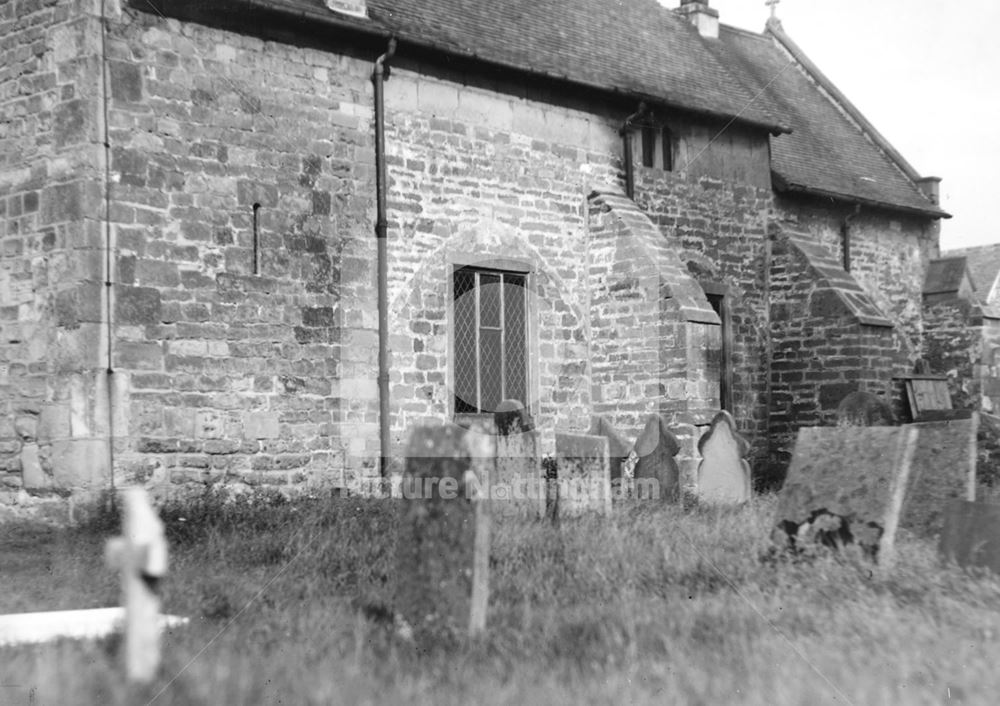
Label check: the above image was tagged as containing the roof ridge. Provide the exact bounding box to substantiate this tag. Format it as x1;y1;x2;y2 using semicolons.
718;23;768;41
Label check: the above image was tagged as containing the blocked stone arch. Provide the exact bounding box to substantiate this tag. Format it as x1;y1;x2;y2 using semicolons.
387;221;592;449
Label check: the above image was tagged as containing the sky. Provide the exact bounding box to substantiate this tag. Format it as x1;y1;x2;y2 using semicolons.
707;0;1000;251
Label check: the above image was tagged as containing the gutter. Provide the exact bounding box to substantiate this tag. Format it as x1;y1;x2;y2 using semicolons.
373;37;396;478
773;174;951;220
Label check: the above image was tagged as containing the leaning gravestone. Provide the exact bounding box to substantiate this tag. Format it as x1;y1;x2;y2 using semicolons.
696;411;751;504
939;499;1000;576
900;414;978;537
493;400;544;518
633;413;681;502
554;432;611;517
773;426;919;565
395;424;492;642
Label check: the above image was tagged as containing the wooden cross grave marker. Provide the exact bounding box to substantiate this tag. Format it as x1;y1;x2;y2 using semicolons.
105;487;169;684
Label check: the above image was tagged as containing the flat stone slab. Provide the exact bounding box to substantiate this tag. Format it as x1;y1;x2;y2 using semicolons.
901;415;978;538
0;608;189;647
939;500;1000;576
555;432;611;517
395;425;490;641
494;430;545;519
697;411;751;504
774;425;918;564
588;415;632;482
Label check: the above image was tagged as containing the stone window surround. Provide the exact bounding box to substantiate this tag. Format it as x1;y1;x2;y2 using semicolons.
447;252;540;424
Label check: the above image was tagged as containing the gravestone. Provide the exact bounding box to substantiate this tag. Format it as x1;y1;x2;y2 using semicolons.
773;425;919;565
554;432;611;517
836;390;896;427
105;487;169;684
632;414;680;502
939;500;1000;576
905;376;953;421
395;424;491;642
696;411;751;504
494;400;545;518
587;415;633;484
900;415;978;537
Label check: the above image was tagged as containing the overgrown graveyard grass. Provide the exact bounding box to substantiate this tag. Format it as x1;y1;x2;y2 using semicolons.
2;489;1000;705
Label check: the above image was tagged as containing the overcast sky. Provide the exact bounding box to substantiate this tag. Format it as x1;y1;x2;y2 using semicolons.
708;0;998;251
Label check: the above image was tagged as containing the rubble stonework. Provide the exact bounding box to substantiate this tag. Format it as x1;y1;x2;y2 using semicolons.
1;0;948;507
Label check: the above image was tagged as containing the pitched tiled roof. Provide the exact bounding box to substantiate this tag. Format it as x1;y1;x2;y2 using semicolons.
714;22;946;218
269;0;789;131
942;244;1000;303
924;257;970;296
142;0;945;217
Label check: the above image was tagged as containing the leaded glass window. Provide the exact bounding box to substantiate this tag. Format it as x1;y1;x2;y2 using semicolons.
453;266;527;414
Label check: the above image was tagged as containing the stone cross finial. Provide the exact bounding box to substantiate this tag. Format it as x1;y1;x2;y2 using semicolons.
105;488;168;684
765;0;780;18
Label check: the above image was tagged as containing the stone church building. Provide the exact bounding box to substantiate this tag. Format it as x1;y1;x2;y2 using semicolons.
0;0;949;506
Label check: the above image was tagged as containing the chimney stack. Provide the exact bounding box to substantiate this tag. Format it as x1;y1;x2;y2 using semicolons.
677;0;719;39
916;176;942;206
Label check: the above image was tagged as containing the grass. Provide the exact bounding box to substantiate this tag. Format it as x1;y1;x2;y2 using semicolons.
1;489;999;705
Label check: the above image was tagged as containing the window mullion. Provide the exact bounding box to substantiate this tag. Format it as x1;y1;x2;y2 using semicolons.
474;272;482;413
502;274;510;402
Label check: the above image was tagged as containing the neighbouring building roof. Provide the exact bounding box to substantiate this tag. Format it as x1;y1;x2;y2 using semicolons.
925;246;1000;319
924;257;972;297
940;245;1000;303
140;0;946;218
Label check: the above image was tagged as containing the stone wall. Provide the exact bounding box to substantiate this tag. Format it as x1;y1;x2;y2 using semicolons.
777;196;935;359
0;1;944;505
768;230;909;482
94;10;379;488
587;188;719;483
632;168;773;474
1;0;112;503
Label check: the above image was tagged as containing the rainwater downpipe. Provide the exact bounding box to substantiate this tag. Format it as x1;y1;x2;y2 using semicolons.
100;0;116;498
620;102;648;199
373;38;397;478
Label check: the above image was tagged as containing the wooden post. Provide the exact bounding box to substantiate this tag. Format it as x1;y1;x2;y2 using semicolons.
105;487;168;684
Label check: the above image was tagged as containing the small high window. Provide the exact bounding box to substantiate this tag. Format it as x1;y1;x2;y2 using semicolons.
637;125;675;172
453;266;528;414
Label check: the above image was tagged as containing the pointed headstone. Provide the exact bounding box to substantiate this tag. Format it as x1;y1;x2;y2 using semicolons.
633;414;680;502
696;411;751;504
